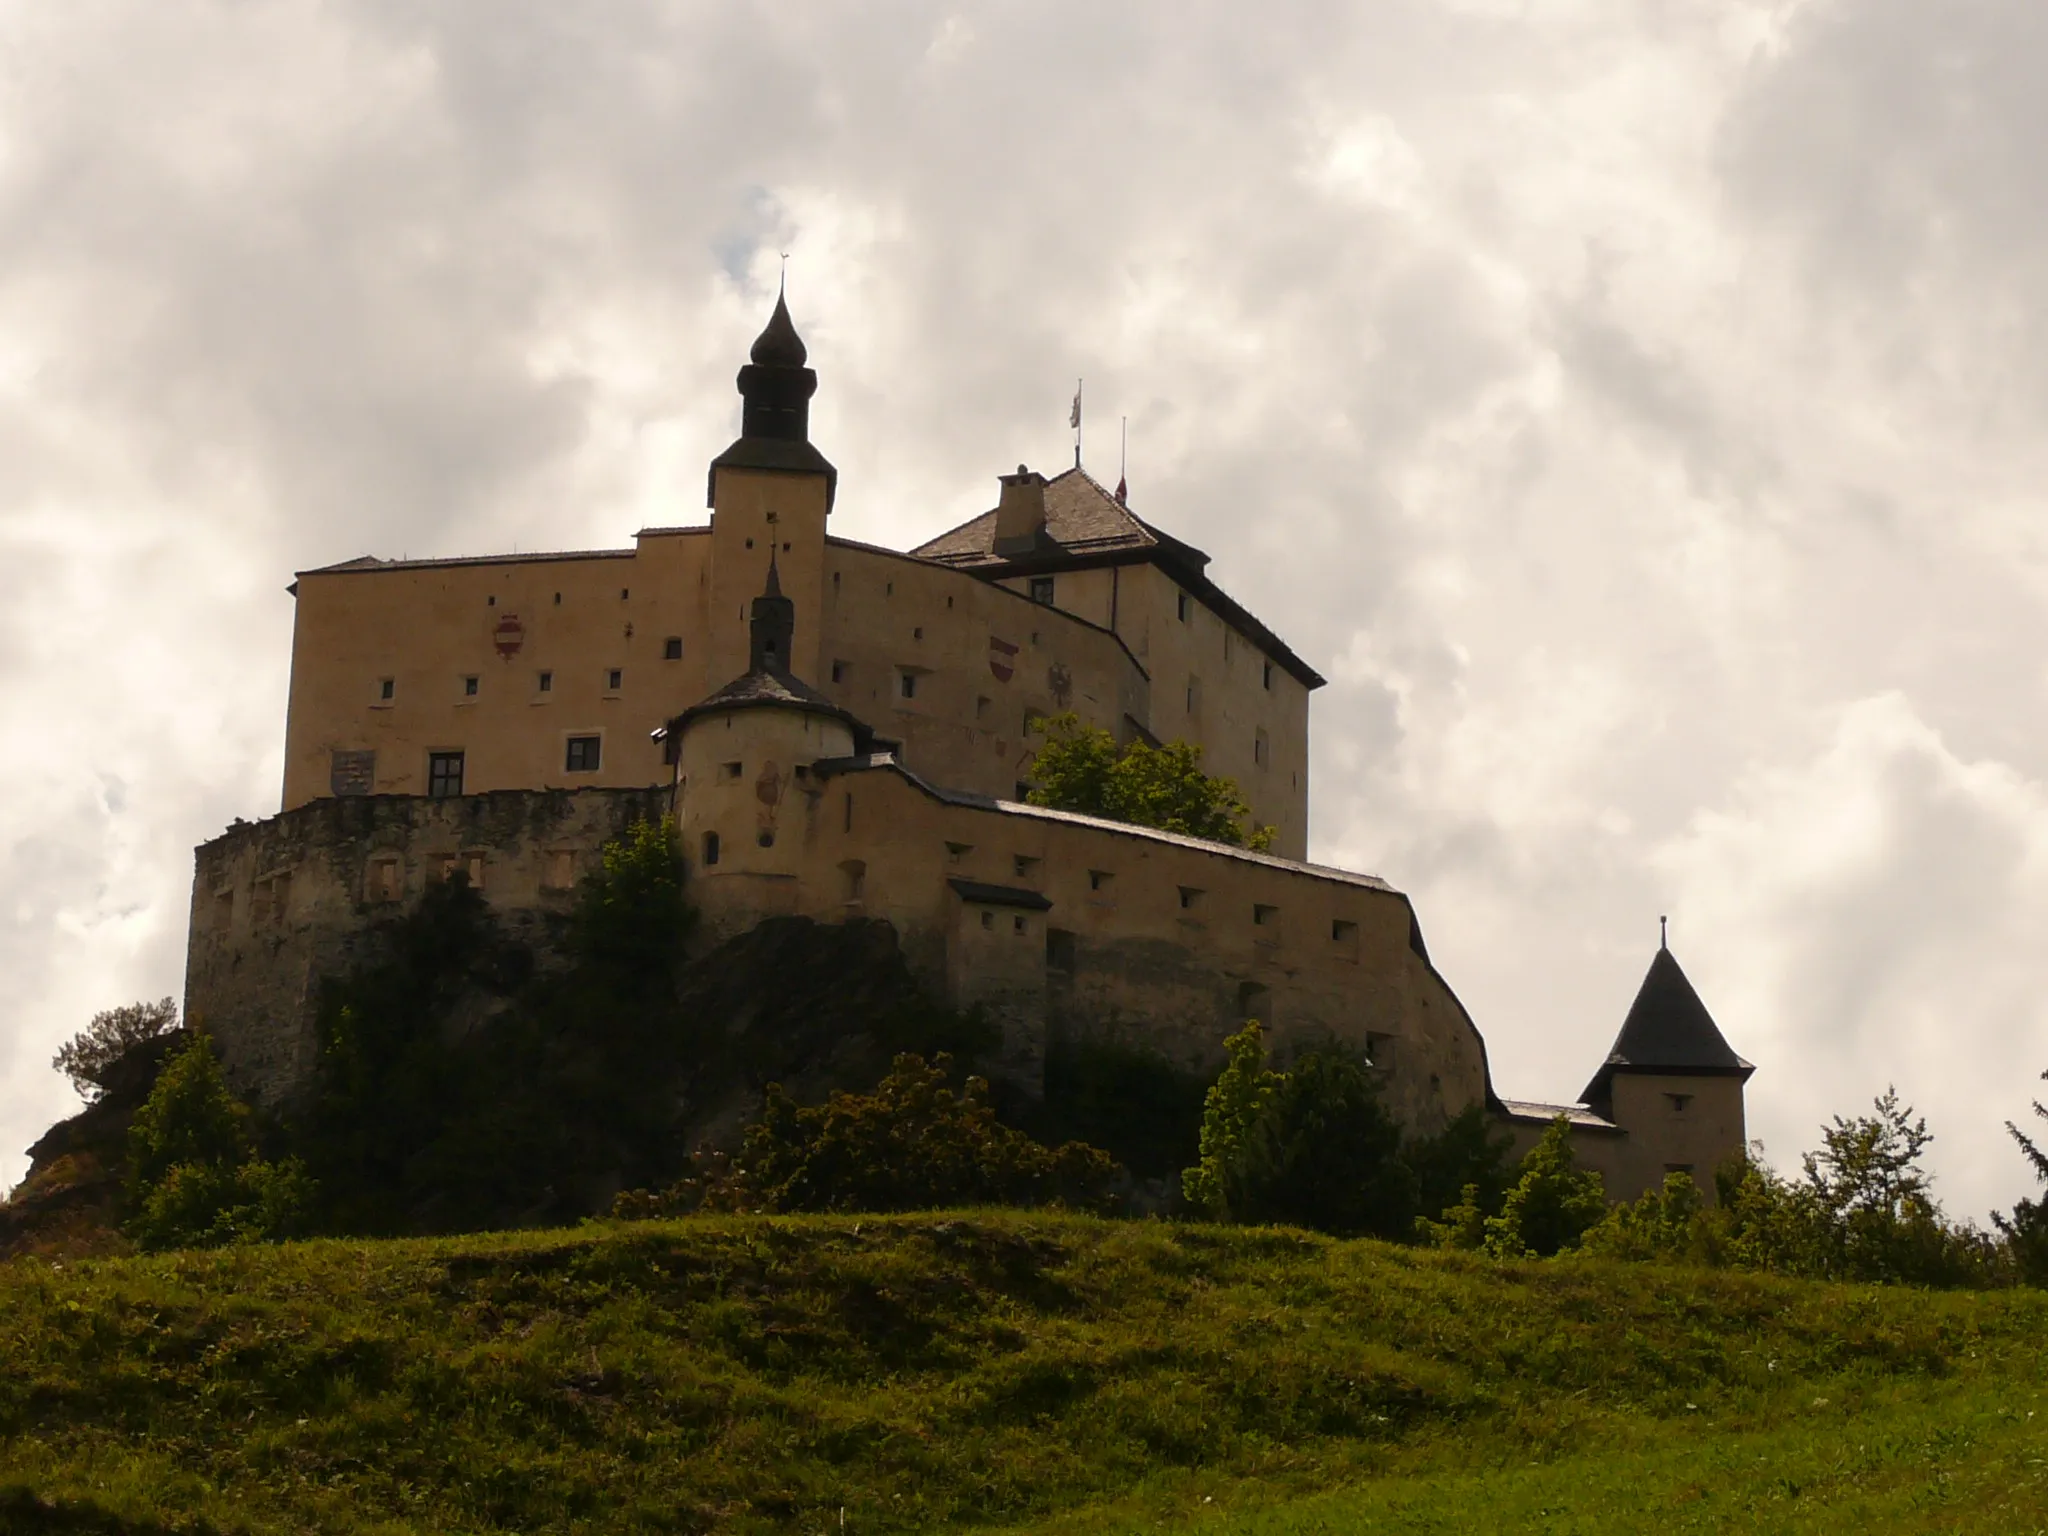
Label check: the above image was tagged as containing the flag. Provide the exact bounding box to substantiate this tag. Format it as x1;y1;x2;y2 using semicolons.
1115;475;1127;505
1069;383;1082;429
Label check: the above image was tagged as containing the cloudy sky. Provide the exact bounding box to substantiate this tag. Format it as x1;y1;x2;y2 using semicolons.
4;0;2047;1220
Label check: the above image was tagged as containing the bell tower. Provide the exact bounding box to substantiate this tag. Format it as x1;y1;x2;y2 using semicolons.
706;289;836;684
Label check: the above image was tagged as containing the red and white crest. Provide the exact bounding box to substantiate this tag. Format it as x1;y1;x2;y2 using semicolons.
988;635;1018;682
493;614;525;658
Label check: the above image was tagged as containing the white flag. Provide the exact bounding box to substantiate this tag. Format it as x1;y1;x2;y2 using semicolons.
1069;383;1082;430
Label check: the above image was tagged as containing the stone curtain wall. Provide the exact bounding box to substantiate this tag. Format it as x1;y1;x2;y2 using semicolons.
186;788;668;1106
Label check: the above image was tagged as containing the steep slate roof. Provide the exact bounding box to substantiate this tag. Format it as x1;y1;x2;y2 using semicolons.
1581;947;1754;1106
911;467;1326;690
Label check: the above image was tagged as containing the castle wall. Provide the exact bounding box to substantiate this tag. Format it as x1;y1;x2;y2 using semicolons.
996;562;1311;858
186;788;667;1107
279;515;1307;857
674;754;1490;1132
1498;1070;1749;1206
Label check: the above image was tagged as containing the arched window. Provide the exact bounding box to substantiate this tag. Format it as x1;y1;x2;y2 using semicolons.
701;831;720;867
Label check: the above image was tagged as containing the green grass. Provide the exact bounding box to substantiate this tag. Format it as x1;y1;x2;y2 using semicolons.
2;1213;2043;1534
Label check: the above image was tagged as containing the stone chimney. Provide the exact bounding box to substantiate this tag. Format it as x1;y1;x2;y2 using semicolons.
992;465;1050;556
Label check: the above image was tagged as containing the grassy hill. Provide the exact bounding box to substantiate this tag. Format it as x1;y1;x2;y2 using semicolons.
3;1213;2044;1534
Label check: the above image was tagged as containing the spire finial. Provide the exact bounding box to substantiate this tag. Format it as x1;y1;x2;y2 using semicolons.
1660;915;1668;951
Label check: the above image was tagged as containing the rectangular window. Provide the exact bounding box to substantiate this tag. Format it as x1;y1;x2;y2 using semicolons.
946;841;972;863
1664;1093;1695;1112
606;668;623;691
1088;869;1113;892
378;677;395;702
1177;590;1190;622
462;675;479;697
832;660;848;683
719;760;743;782
898;670;918;699
427;751;465;799
1014;854;1040;878
565;736;601;772
537;670;553;694
543;850;575;890
1253;903;1278;926
1178;886;1204;910
1030;576;1055;605
1186;675;1200;714
1263;660;1274;690
975;695;990;721
663;636;683;660
1331;919;1358;943
1254;728;1269;767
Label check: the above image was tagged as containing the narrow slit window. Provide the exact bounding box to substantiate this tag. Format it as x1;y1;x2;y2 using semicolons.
701;831;720;867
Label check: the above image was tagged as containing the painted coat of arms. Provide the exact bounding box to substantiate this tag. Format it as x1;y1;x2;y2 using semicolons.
493;614;525;658
988;635;1018;682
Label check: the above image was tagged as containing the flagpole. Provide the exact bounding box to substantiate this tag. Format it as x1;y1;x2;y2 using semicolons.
1073;377;1083;468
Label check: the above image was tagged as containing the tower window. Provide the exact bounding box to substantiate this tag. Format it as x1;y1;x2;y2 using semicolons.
427;751;465;799
1088;870;1113;892
565;736;601;772
462;675;479;697
1178;886;1204;910
1254;728;1270;767
1014;854;1040;878
1186;675;1200;714
378;677;395;702
1665;1093;1695;1112
663;637;683;660
553;592;561;605
981;910;994;931
1263;660;1274;690
620;587;629;600
1253;903;1278;926
898;670;918;700
719;761;742;783
1177;590;1190;622
701;831;720;867
606;668;623;691
832;660;848;683
1332;919;1358;943
1030;576;1055;605
1013;915;1027;935
537;671;553;694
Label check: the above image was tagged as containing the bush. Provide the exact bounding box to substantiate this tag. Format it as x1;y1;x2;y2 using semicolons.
1479;1116;1606;1258
125;1034;310;1251
52;997;179;1100
1231;1047;1416;1238
1583;1171;1708;1263
704;1054;1123;1215
1026;713;1274;849
1180;1023;1280;1219
1994;1068;2048;1287
1037;1036;1210;1181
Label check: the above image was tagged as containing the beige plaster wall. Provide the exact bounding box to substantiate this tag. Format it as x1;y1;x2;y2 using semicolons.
1498;1071;1750;1207
280;465;1310;858
671;726;1487;1129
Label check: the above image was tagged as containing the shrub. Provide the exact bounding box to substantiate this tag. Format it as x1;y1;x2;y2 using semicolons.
1181;1023;1280;1219
1037;1036;1210;1181
1026;713;1274;849
712;1054;1122;1215
1231;1046;1416;1238
1481;1116;1606;1258
125;1034;310;1251
1583;1171;1708;1263
52;997;179;1100
1994;1068;2048;1287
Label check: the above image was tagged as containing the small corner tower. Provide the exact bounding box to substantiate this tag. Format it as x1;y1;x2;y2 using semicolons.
668;556;867;915
707;289;837;685
1584;932;1755;1202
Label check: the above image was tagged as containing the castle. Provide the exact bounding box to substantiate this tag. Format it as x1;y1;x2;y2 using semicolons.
184;293;1753;1203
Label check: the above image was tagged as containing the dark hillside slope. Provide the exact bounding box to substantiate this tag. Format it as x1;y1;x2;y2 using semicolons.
2;1213;2043;1534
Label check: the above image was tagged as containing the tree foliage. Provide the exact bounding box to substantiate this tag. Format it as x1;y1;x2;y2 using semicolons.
1993;1068;2048;1286
1184;1024;1509;1239
53;997;179;1100
654;1053;1123;1215
124;1033;310;1251
1479;1116;1608;1258
1026;714;1275;849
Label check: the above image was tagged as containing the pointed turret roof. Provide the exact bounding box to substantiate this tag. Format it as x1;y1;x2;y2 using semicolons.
1581;945;1753;1106
750;290;808;367
707;289;837;508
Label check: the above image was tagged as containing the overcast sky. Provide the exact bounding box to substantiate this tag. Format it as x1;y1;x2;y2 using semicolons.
4;0;2046;1221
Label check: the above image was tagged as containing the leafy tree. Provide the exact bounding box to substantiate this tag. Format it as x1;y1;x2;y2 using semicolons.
1181;1022;1281;1218
1232;1046;1417;1238
53;997;179;1100
1583;1171;1708;1263
1481;1116;1606;1258
1994;1069;2048;1286
125;1033;310;1251
711;1053;1121;1214
1408;1105;1515;1227
1416;1183;1489;1250
1026;714;1275;849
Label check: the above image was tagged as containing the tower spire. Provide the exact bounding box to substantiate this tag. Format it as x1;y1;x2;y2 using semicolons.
749;550;795;675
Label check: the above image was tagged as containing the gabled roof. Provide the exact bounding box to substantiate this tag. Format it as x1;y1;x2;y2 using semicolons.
1582;947;1754;1105
911;467;1325;690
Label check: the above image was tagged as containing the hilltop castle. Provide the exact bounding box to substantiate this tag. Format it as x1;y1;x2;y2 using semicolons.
184;294;1752;1202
